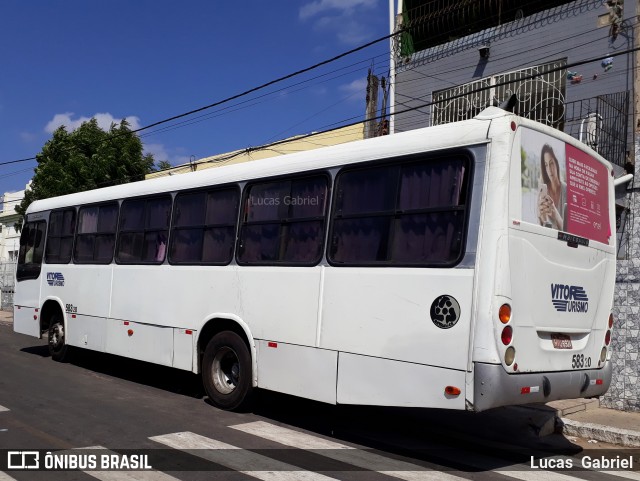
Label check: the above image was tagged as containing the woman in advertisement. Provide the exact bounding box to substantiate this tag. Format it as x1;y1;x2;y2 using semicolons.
537;144;566;230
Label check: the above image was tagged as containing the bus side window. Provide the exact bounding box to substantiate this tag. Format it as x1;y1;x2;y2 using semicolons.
74;203;119;264
33;228;44;264
18;225;32;263
17;221;47;281
169;187;240;265
117;195;171;264
237;175;328;266
46;208;76;264
329;156;469;267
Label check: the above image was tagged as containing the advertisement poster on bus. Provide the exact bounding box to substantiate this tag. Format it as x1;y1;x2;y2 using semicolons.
519;128;609;244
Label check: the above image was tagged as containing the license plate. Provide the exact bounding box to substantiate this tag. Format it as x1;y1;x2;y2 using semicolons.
551;333;572;349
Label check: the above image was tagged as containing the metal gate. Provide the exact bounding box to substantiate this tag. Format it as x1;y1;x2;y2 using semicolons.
0;261;16;310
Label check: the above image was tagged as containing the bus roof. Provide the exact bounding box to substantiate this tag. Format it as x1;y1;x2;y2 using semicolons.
25;108;608;214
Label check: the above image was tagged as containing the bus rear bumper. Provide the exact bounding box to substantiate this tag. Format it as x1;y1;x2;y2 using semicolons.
471;361;612;412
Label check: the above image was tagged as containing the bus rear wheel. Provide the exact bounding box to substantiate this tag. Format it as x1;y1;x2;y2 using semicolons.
48;313;70;362
202;331;253;411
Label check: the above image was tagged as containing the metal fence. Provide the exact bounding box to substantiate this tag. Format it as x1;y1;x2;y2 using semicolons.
432;59;567;128
563;91;630;168
0;261;16;310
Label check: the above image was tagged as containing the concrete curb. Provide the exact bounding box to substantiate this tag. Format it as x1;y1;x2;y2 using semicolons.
559;417;640;447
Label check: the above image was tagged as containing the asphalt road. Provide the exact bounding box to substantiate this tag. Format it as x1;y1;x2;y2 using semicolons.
0;323;635;481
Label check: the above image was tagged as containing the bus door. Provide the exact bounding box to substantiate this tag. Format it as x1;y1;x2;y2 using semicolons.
14;220;47;337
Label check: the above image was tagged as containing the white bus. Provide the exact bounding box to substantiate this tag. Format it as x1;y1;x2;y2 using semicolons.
14;107;616;412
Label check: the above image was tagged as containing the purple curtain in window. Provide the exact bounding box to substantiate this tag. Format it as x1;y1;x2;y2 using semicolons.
283;221;322;262
399;162;465;210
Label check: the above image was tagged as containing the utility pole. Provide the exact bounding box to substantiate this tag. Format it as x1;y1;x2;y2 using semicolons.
378;76;389;136
364;69;379;139
388;0;398;135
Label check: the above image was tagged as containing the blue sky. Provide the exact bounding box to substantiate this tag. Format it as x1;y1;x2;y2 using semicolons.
0;0;390;199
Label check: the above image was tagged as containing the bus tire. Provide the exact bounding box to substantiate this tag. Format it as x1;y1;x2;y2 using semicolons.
202;331;253;411
48;313;70;362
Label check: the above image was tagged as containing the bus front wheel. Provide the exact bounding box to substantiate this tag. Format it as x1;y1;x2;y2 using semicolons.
48;314;70;362
202;331;253;411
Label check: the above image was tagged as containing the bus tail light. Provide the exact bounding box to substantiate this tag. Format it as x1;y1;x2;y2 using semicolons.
605;330;611;346
501;326;513;345
445;386;461;396
499;304;511;324
504;346;515;366
609;313;614;329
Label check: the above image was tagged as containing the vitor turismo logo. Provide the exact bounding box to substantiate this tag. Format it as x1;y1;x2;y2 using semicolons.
46;272;65;287
551;284;589;313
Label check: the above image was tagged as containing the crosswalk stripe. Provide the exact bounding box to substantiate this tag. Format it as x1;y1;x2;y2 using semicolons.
75;446;179;481
230;421;464;480
231;421;614;481
0;472;17;481
601;471;640;480
0;405;9;413
231;421;354;450
150;431;339;481
496;472;590;481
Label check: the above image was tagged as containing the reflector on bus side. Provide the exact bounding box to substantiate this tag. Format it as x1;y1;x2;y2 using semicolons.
444;386;461;396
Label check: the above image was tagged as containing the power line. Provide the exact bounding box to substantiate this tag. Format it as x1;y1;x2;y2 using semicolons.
0;32;395;168
6;0;556;167
129;33;396;137
2;0;634;178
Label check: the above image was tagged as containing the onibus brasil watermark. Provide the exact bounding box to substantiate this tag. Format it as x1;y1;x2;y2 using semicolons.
7;450;152;470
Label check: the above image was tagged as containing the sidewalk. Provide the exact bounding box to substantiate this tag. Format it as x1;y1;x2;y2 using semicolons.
0;309;13;324
2;308;640;446
546;398;640;447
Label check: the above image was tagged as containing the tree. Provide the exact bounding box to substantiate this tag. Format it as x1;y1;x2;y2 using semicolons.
16;118;154;228
155;160;173;171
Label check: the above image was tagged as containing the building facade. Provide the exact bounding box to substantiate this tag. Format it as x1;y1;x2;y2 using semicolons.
147;123;365;179
0;189;24;261
0;188;24;310
391;0;639;410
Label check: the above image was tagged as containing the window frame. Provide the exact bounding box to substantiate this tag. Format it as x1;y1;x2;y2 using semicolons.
73;201;120;265
115;194;173;265
45;208;77;264
236;172;331;267
168;184;241;266
327;152;473;268
16;220;47;281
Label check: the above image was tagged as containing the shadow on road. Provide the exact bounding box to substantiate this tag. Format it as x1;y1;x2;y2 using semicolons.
21;343;205;399
20;345;49;357
250;390;584;472
19;340;583;473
